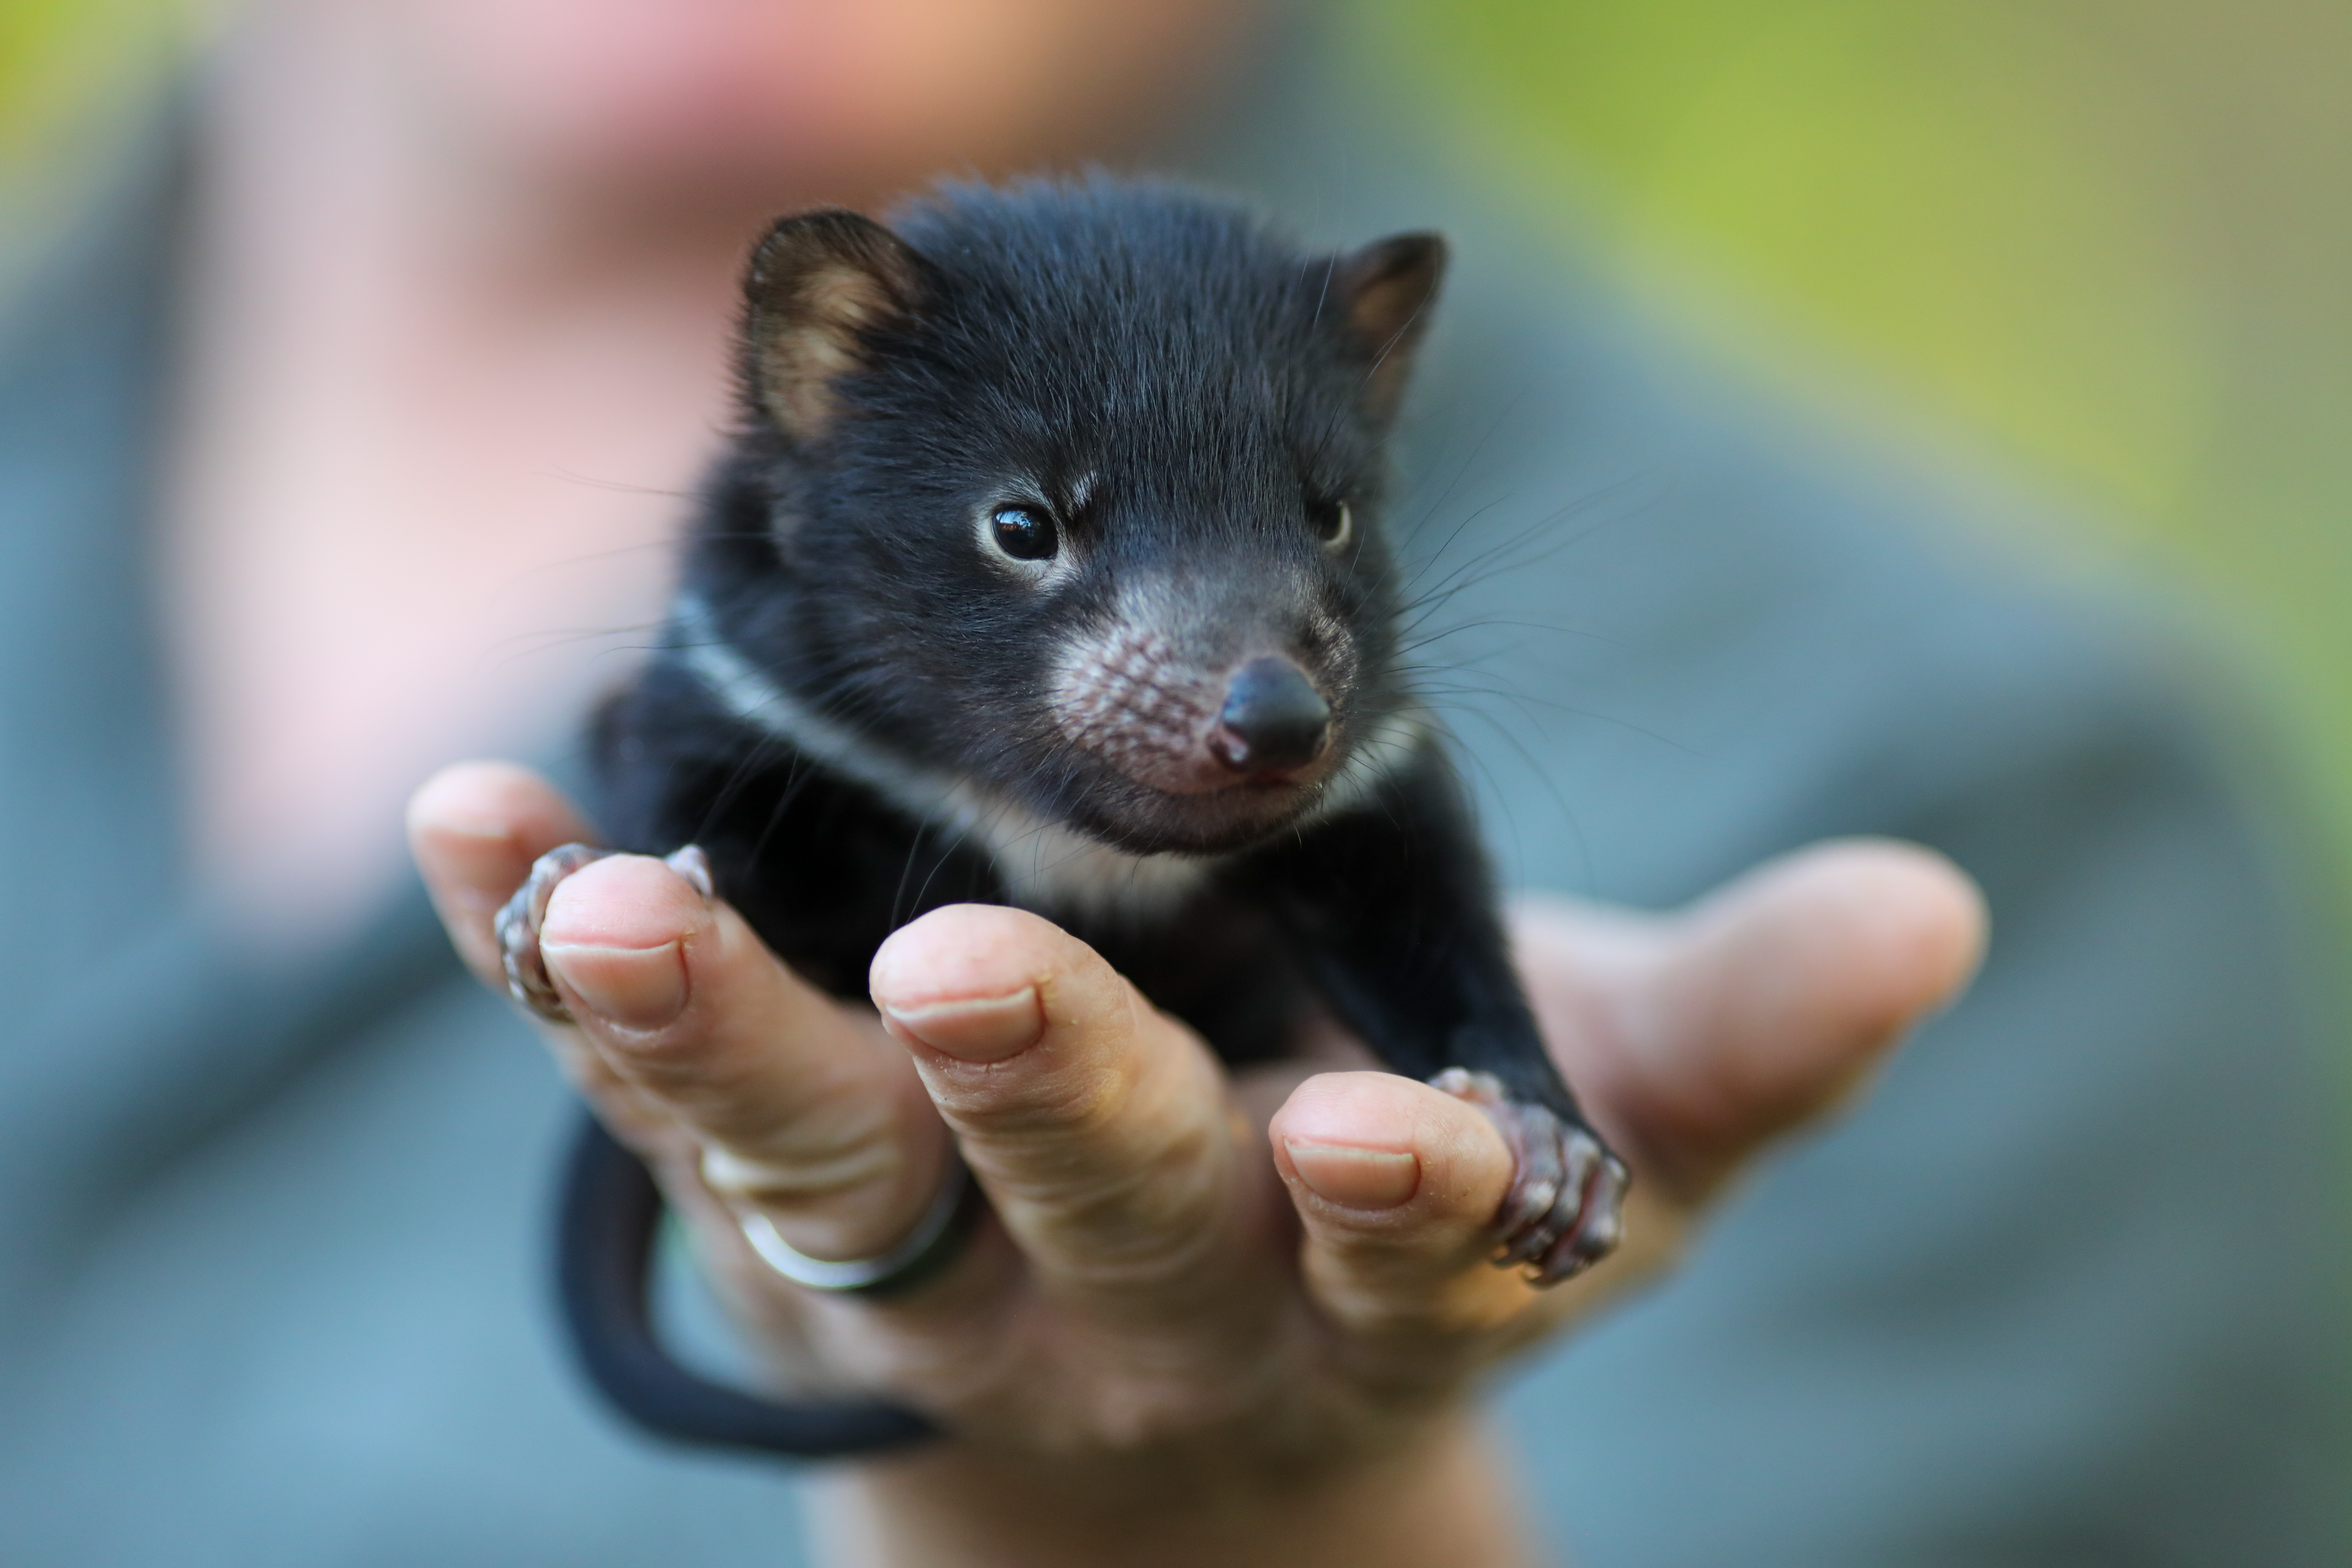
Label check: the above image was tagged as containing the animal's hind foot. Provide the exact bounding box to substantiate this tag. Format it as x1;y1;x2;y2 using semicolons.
1429;1068;1629;1286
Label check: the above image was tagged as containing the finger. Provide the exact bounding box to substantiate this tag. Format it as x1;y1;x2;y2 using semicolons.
406;760;594;988
1520;837;1987;1200
870;904;1260;1324
1267;1071;1530;1341
538;854;952;1264
405;761;673;1137
1272;1070;1694;1353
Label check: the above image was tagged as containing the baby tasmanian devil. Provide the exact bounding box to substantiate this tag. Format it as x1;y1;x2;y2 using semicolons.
499;176;1627;1447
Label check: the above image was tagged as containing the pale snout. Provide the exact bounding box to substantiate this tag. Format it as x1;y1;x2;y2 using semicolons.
1049;608;1351;803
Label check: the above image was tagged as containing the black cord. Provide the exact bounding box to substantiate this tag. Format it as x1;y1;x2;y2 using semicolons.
553;1111;939;1456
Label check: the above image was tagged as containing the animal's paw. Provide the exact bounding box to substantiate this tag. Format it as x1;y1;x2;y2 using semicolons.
1429;1068;1629;1286
493;842;713;1022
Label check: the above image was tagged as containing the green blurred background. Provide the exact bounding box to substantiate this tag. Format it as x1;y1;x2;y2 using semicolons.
1350;0;2352;907
6;0;2350;899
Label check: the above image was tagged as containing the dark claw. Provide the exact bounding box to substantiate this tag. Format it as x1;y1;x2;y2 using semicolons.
492;842;717;1023
1429;1067;1630;1286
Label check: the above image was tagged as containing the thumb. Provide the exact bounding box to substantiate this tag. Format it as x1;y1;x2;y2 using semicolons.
1518;838;1987;1203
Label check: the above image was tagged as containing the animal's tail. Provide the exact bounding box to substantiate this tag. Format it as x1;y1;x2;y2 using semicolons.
554;1110;938;1455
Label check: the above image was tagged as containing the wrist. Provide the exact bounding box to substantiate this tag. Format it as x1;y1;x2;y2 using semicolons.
809;1411;1535;1568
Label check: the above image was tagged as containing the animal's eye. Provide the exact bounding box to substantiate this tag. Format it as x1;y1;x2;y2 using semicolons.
1311;499;1352;547
989;504;1060;562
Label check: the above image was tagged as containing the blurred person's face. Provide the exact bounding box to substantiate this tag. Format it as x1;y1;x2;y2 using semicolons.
386;0;1260;214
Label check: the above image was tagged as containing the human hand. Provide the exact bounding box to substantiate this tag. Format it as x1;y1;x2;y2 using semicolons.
409;761;1983;1568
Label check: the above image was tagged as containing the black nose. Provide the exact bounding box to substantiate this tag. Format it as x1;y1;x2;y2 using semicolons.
1214;657;1331;775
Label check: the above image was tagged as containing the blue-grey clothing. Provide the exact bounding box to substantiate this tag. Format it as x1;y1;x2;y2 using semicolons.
2;89;2345;1568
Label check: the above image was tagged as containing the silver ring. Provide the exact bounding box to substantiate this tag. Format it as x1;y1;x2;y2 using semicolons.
737;1153;977;1295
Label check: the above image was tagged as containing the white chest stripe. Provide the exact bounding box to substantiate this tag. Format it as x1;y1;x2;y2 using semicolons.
673;597;972;829
672;598;1215;917
668;597;1426;920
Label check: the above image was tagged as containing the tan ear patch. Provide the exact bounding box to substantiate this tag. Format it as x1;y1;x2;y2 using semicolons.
742;209;930;445
1334;231;1448;424
758;264;902;441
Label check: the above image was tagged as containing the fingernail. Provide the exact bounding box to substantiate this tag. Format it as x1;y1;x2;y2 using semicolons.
882;987;1043;1062
1283;1141;1421;1209
542;940;689;1029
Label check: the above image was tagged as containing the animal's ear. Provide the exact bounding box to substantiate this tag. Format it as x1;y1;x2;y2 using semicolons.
742;209;931;444
1330;231;1447;423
